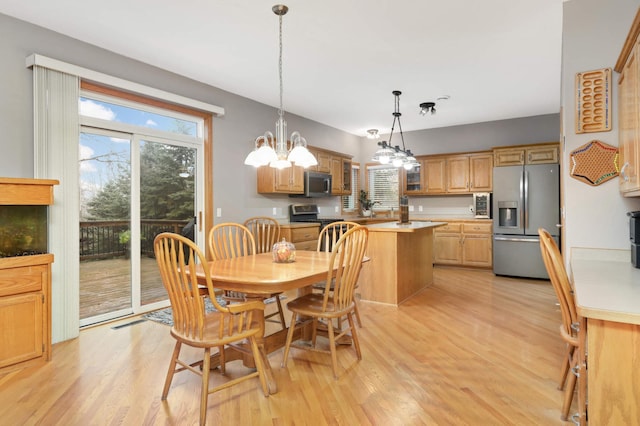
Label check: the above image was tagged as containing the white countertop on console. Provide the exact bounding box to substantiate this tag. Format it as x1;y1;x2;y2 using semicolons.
570;247;640;325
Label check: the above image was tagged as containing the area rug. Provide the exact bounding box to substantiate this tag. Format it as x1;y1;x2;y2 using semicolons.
143;295;284;326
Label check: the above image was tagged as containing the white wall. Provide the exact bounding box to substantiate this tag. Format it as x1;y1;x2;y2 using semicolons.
562;0;640;251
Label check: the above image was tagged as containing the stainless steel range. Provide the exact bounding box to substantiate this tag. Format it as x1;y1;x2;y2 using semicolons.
289;204;343;229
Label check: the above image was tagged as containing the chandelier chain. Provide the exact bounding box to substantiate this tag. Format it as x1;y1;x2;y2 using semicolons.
278;13;284;118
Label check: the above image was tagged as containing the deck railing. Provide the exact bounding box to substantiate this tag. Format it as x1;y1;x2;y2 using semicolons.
79;219;189;261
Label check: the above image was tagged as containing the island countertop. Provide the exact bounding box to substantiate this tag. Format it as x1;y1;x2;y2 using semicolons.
364;221;447;232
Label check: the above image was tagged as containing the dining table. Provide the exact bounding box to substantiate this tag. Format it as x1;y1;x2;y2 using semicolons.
191;250;343;394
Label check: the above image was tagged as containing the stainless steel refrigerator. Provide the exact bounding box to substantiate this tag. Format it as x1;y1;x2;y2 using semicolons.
492;163;560;279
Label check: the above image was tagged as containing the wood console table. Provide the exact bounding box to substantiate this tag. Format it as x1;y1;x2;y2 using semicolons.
570;247;640;425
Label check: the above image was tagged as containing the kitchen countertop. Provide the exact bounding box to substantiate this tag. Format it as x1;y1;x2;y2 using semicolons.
364;221;447;233
570;247;640;324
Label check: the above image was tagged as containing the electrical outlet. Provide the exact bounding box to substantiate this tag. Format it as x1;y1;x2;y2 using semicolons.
418;205;423;212
409;205;414;212
273;207;277;215
216;207;222;217
334;206;339;213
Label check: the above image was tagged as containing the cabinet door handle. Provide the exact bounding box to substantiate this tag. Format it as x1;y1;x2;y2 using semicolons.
621;162;630;182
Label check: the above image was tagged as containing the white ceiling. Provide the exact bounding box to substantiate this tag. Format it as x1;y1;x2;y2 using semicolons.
0;0;564;136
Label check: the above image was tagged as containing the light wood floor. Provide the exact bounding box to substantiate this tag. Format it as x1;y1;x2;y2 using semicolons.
0;267;572;425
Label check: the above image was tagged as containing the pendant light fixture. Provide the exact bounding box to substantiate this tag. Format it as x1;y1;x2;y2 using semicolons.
244;4;317;169
372;90;419;170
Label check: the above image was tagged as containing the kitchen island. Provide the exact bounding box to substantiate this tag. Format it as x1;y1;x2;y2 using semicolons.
358;221;446;305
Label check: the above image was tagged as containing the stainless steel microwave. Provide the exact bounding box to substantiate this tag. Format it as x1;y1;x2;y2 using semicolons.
291;171;332;198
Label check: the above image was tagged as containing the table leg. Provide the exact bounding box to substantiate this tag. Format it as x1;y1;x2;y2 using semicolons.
244;293;277;394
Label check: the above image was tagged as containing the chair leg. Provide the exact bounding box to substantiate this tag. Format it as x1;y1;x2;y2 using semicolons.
353;299;363;328
561;360;578;421
249;336;269;396
347;312;362;360
162;341;182;400
219;345;226;375
275;295;287;329
200;347;211;426
281;312;297;368
558;344;573;390
326;319;339;379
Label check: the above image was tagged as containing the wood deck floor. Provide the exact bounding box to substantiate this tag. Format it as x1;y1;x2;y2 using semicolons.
79;257;166;319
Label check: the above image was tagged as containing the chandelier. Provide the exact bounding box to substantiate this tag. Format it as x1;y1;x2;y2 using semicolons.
372;90;419;170
244;4;317;170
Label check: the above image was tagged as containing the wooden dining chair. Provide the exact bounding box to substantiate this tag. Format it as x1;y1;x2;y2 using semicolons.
208;222;255;302
153;232;268;426
282;225;369;379
243;217;287;329
313;221;363;327
538;228;587;423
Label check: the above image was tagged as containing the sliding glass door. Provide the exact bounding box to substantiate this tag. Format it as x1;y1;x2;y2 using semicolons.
79;129;202;325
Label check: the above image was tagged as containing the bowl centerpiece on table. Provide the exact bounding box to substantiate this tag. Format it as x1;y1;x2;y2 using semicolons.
272;238;296;263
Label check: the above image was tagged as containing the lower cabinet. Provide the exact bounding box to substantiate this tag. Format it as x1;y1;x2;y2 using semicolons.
0;254;53;374
434;221;492;268
280;223;320;251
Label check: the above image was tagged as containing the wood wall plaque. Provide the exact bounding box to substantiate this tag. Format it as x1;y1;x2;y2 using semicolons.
575;68;612;134
569;140;618;186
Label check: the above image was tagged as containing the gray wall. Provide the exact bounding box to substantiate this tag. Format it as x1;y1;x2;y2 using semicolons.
361;113;560;163
1;12;559;224
562;0;640;251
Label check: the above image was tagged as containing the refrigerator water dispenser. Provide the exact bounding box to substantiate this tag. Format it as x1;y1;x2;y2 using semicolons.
498;201;518;227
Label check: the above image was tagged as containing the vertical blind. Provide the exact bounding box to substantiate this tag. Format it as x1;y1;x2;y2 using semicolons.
367;164;399;210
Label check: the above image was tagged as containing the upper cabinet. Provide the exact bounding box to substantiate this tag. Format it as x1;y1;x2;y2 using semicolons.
424;157;447;194
616;15;640;196
330;155;352;195
446;153;493;193
257;146;351;195
257;165;304;194
403;152;492;195
469;153;493;191
493;143;559;167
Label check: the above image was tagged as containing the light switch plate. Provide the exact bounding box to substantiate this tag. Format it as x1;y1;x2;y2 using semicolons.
418;205;423;212
216;208;222;217
273;207;277;215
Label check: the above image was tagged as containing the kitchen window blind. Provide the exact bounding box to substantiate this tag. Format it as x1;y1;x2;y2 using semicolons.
366;164;399;210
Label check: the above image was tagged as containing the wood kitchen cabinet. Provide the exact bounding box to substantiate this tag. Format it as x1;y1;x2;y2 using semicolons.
446;155;470;193
433;220;492;268
616;17;640;196
493;143;559;167
460;222;492;267
425;157;447;193
433;223;463;264
330;156;352;195
257;164;304;194
312;149;332;174
403;153;489;195
446;152;493;193
280;223;320;251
